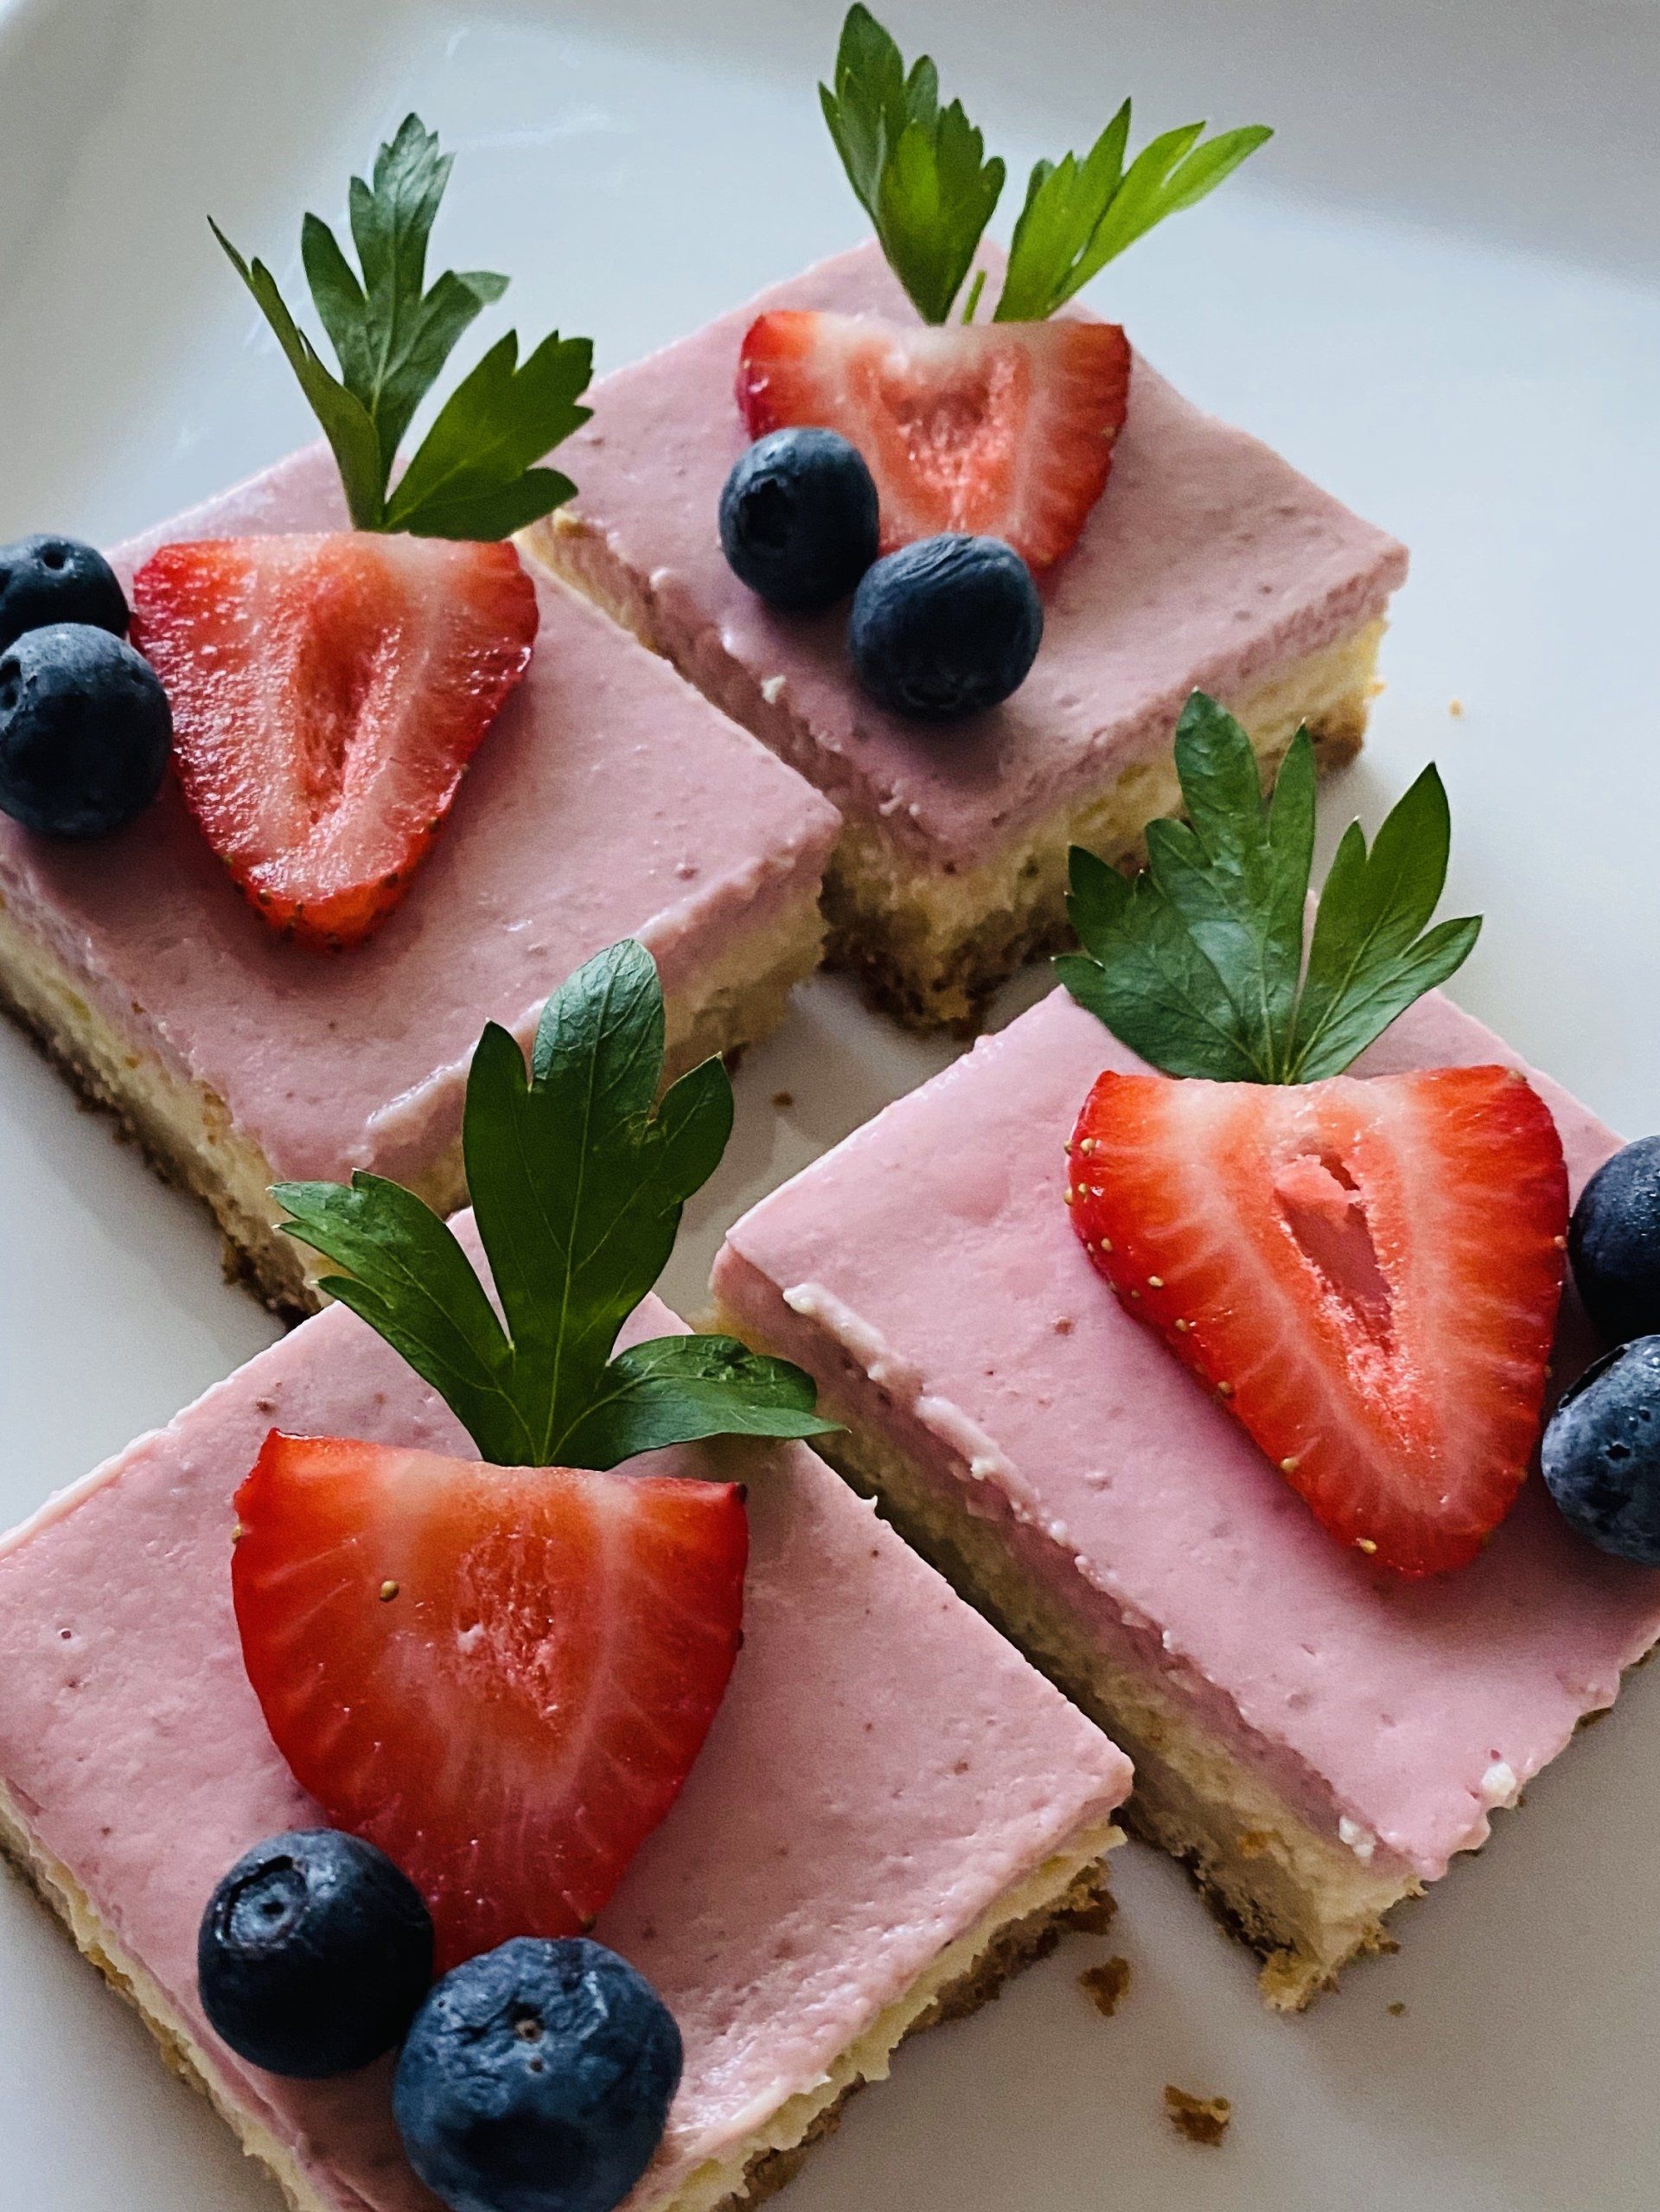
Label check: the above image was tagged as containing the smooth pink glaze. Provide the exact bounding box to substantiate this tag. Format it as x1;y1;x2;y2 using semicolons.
0;447;839;1180
0;1224;1129;2212
560;240;1408;867
716;988;1660;1882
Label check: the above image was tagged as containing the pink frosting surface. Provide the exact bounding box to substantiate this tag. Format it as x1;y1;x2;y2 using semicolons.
561;240;1408;867
0;1230;1128;2212
717;988;1660;1882
0;447;839;1180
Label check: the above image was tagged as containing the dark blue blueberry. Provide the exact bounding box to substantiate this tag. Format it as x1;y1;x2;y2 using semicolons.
849;534;1043;720
718;428;878;611
0;622;172;838
393;1936;682;2212
197;1830;433;2079
0;534;129;654
1542;1336;1660;1565
1569;1136;1660;1346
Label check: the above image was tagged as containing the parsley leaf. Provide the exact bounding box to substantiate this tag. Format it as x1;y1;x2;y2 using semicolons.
818;8;1267;325
556;1335;833;1472
209;221;386;530
381;330;592;539
275;940;838;1470
213;113;591;538
1288;764;1483;1081
1057;692;1481;1083
300;115;509;484
996;112;1272;322
820;4;1004;323
268;1169;536;1465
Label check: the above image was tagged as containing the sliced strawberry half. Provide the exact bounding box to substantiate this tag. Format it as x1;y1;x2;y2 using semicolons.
233;1434;748;1969
1068;1067;1569;1577
131;534;538;949
737;310;1131;570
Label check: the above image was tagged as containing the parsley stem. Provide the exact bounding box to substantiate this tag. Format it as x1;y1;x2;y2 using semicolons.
961;267;986;323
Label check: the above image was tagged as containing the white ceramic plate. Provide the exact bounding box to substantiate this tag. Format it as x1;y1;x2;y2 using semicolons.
3;2;1660;2206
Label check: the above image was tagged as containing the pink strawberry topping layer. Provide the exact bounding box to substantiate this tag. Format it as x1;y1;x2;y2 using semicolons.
0;1236;1129;2212
714;988;1660;1883
0;447;839;1182
556;240;1408;868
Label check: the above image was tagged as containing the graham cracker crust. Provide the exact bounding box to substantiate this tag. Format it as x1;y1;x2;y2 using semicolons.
0;955;311;1319
0;1782;1111;2212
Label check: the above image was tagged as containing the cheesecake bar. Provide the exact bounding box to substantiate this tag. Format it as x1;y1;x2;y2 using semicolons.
0;445;840;1315
530;240;1407;1029
0;1243;1129;2212
712;986;1660;2007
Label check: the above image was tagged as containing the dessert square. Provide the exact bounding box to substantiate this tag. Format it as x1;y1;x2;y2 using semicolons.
712;986;1660;2007
0;444;840;1315
530;240;1408;1029
0;1247;1129;2212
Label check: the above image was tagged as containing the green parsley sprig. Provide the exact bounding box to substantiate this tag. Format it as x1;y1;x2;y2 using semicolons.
820;6;1270;326
820;7;1005;326
998;110;1273;323
276;939;838;1471
1057;693;1481;1084
214;115;593;539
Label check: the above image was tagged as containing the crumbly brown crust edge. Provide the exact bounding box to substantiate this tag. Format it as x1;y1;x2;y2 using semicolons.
0;1807;1109;2212
0;957;310;1317
0;889;827;1326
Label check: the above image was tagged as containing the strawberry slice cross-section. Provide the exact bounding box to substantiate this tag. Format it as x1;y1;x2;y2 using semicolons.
1069;1066;1570;1578
737;310;1131;571
232;1434;748;1970
131;533;538;949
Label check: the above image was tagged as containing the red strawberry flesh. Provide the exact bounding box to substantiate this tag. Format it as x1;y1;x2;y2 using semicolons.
131;533;538;949
737;310;1131;570
1068;1066;1569;1578
232;1433;748;1968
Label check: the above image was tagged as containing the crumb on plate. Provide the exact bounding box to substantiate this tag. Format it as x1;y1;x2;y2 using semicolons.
1165;2085;1232;2146
1078;1956;1131;2018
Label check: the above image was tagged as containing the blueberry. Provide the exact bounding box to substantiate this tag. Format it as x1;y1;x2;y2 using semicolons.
0;622;171;838
0;534;129;655
197;1830;433;2079
718;428;878;611
393;1936;682;2212
1569;1136;1660;1345
1542;1337;1660;1564
849;534;1043;719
